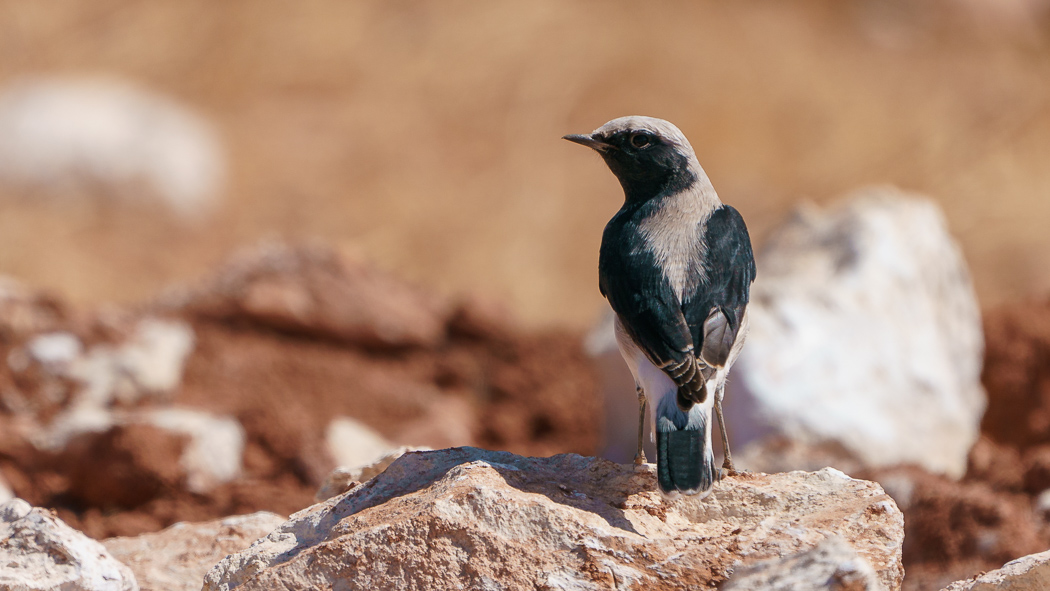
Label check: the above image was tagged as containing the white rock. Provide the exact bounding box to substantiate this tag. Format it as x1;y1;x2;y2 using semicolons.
137;407;245;493
0;498;138;591
62;317;195;408
117;318;195;394
35;404;118;450
1035;488;1050;519
324;416;393;470
103;512;286;591
726;188;985;478
941;548;1050;590
0;76;224;218
26;331;82;368
0;473;13;504
723;536;886;590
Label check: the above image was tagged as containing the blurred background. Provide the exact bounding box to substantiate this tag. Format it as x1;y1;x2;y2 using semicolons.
2;2;1050;590
0;0;1049;326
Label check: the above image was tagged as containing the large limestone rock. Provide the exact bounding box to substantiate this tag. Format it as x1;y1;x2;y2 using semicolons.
103;512;286;591
726;188;985;478
0;498;138;591
203;448;904;591
941;549;1050;591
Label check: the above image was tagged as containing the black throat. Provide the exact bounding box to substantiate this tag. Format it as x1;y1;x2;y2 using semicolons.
602;151;699;205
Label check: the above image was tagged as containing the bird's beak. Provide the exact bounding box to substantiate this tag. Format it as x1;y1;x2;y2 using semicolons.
562;133;613;152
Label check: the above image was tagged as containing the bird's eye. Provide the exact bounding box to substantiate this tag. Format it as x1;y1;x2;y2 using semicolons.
630;133;653;149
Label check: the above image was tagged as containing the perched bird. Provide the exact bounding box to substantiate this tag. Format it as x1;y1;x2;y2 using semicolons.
564;116;756;495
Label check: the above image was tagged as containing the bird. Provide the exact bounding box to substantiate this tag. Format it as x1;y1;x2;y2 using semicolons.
564;116;756;496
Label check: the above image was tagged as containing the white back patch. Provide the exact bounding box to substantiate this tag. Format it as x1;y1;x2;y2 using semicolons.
639;182;721;301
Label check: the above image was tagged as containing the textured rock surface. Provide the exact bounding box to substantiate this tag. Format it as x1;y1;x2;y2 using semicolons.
103;512;286;591
726;188;985;478
0;498;138;591
941;549;1050;590
722;536;886;591
204;448;904;591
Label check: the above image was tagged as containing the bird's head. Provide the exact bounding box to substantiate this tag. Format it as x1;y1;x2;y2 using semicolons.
563;116;701;202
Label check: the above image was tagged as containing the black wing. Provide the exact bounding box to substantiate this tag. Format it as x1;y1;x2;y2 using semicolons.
598;211;706;401
683;205;756;369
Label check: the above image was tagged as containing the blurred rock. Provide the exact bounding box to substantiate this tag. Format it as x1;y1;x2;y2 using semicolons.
722;536;886;591
137;407;245;494
726;188;985;478
50;407;243;505
0;497;138;591
0;76;223;219
103;512;286;591
1035;489;1050;521
170;241;448;348
0;471;12;503
324;416;393;470
941;548;1050;591
23;318;195;443
392;394;476;449
25;331;82;368
65;317;195;408
315;446;429;502
203;448;903;591
0;275;66;340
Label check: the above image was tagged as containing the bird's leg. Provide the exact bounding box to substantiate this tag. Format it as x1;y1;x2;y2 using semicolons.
714;383;734;473
634;385;648;465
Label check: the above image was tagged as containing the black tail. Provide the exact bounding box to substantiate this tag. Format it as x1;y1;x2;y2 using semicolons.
655;398;715;495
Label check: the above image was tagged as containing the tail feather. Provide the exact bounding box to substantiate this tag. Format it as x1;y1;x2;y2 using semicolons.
655;395;715;495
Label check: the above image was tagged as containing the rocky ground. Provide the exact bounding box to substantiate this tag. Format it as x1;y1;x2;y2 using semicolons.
1;242;1050;589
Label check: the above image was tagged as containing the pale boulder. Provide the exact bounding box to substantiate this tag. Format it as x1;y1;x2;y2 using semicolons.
204;448;904;591
726;188;985;478
0;498;138;591
0;472;12;504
